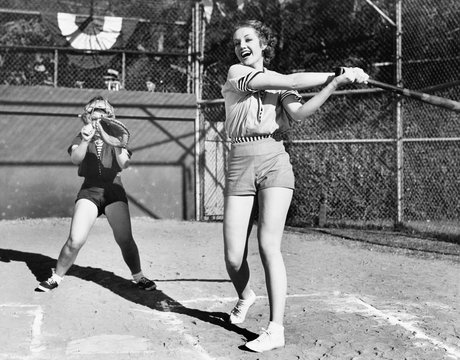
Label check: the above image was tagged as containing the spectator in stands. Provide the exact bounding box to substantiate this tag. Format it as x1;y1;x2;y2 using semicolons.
146;77;156;92
103;68;122;91
31;54;53;86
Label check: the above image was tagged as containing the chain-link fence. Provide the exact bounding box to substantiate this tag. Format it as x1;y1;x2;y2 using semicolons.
0;0;197;92
1;0;459;236
0;0;204;221
400;0;460;235
199;0;460;238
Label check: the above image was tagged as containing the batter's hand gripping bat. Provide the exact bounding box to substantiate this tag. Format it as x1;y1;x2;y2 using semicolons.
335;67;460;112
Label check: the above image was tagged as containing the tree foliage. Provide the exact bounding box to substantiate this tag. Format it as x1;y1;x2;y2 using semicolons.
202;0;397;99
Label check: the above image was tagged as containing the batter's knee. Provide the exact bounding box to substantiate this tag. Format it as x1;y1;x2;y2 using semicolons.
225;251;245;272
259;243;282;261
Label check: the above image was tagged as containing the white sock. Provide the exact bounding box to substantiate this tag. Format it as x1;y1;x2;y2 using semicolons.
132;271;144;283
51;273;63;284
267;321;284;333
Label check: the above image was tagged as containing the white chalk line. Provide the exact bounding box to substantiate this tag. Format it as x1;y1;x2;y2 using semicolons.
0;303;45;356
28;306;45;354
177;292;324;304
0;302;217;360
354;296;460;360
177;292;459;359
3;291;458;360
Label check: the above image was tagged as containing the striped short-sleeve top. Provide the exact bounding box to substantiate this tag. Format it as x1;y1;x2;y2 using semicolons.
221;64;303;139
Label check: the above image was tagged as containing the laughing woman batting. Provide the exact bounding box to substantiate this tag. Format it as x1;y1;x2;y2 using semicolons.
221;20;369;352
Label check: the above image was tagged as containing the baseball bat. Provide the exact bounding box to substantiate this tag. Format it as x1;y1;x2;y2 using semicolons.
335;67;460;112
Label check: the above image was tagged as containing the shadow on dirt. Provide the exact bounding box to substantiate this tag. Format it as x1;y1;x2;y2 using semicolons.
0;248;257;341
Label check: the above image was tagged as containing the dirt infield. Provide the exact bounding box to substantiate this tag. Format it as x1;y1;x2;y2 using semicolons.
0;218;459;360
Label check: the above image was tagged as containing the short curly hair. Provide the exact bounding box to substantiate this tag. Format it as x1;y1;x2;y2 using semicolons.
234;20;277;65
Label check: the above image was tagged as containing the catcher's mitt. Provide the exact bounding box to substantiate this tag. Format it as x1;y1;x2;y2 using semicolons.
80;97;130;148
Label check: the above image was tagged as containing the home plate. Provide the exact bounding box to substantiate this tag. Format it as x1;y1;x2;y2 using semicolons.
66;334;153;355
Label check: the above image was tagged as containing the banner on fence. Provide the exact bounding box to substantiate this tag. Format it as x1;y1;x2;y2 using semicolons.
42;12;139;68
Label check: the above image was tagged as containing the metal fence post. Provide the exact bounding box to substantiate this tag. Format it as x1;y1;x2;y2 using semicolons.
121;52;126;89
395;0;403;225
53;49;58;87
193;0;203;221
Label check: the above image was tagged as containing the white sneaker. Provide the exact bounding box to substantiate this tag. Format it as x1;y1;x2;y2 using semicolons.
229;289;256;324
245;322;285;352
